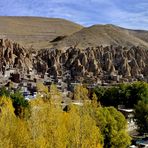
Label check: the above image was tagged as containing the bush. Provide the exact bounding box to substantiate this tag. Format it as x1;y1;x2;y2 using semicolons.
10;91;29;118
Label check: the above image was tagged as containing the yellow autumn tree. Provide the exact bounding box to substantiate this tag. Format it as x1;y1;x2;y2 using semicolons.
0;85;131;148
50;84;62;101
0;96;32;148
91;92;101;108
28;97;67;148
65;104;103;148
74;84;89;100
0;96;15;148
11;119;32;147
37;82;48;94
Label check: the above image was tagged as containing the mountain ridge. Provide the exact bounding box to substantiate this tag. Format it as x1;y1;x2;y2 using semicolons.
53;24;148;49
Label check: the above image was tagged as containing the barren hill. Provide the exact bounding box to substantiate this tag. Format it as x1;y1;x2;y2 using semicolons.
0;16;83;49
54;24;148;49
129;29;148;43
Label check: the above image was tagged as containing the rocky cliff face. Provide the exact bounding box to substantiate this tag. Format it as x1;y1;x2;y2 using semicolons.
1;38;148;84
37;45;148;83
0;39;32;74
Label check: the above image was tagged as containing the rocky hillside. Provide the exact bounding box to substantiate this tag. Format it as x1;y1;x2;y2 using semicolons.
0;38;148;85
0;16;83;49
0;39;32;74
37;45;148;84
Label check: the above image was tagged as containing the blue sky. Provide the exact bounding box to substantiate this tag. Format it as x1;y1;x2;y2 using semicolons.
0;0;148;29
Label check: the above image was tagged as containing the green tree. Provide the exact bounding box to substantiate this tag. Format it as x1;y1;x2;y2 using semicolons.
0;86;10;97
94;82;148;108
95;107;131;148
128;82;148;107
10;91;29;118
134;100;148;134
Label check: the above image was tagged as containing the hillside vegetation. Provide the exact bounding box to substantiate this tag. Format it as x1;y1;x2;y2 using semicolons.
0;85;131;148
